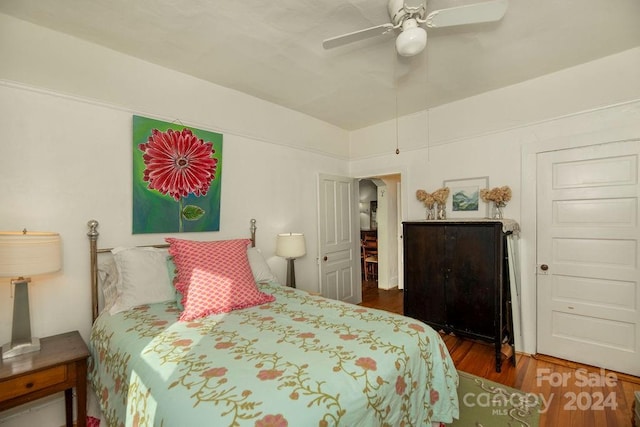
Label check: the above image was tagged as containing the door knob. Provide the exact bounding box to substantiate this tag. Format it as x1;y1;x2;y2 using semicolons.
540;264;549;271
323;256;328;261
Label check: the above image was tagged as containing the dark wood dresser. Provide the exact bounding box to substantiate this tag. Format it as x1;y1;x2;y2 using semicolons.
403;220;514;372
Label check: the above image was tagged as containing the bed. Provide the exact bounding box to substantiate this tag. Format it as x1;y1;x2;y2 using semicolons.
86;219;459;426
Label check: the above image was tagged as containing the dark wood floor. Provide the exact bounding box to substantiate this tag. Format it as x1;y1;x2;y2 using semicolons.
359;281;640;427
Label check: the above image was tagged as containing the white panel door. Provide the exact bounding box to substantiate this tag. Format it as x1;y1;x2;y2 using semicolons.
317;174;361;304
537;140;640;376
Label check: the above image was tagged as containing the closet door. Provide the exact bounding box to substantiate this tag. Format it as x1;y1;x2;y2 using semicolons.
445;224;499;339
403;223;446;329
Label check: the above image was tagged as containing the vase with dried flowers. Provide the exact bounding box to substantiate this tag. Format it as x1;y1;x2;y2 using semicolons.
480;186;512;219
416;189;436;220
433;187;450;220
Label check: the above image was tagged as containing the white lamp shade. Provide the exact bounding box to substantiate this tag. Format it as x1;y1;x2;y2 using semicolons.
396;19;427;57
0;231;62;277
276;233;306;259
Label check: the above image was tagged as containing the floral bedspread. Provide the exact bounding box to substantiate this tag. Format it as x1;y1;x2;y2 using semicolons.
89;283;459;426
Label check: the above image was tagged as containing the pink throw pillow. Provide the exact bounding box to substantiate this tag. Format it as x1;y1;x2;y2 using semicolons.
166;238;275;321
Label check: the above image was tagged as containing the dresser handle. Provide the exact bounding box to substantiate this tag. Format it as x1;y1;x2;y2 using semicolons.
26;382;34;389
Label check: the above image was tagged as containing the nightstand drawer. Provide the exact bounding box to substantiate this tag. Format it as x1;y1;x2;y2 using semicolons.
0;365;67;401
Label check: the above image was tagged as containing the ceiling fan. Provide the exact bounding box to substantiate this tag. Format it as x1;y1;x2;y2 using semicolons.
323;0;508;57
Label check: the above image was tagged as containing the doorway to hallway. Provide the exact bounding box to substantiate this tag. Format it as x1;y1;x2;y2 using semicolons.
357;173;402;292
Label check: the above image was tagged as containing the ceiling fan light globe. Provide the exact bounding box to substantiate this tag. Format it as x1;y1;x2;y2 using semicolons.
396;26;426;56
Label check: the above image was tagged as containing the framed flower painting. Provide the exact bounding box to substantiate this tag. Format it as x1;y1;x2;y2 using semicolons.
132;115;223;234
443;176;489;219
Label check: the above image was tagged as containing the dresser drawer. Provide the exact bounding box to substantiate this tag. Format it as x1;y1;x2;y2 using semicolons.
0;365;67;401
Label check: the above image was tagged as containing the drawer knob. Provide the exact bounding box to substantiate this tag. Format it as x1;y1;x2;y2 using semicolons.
26;382;34;389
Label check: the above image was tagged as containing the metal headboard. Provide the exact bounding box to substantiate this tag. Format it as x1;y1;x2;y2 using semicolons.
87;218;257;323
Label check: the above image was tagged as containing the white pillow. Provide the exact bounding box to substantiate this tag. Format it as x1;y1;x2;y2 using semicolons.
97;256;119;313
109;247;175;315
247;247;278;283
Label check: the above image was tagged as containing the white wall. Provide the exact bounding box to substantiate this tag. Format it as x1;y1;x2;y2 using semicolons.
350;47;640;356
351;47;640;159
0;14;349;426
0;14;348;159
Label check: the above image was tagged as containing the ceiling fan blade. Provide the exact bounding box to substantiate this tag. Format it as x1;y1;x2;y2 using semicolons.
425;0;508;28
323;23;395;49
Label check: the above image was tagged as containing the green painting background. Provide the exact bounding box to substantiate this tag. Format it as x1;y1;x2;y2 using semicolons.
132;115;223;234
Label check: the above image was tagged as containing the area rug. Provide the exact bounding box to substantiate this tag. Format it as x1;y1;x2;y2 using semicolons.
451;371;541;427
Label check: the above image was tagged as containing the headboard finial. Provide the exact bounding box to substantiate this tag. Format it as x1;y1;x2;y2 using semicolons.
87;219;100;323
87;219;99;240
250;218;257;247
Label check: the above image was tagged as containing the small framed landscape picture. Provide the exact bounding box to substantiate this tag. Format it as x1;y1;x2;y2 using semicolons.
443;176;489;219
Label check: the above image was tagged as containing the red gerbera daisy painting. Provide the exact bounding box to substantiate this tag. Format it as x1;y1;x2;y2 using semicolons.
133;116;223;233
139;128;217;200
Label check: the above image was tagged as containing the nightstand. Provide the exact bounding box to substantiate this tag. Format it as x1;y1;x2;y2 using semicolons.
0;331;89;427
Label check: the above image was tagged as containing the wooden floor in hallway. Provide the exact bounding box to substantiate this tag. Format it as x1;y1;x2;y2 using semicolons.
359;280;640;427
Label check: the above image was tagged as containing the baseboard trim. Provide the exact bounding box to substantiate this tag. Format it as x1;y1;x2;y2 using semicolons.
533;353;640;385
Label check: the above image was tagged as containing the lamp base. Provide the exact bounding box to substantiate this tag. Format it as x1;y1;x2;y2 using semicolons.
286;258;296;288
1;337;40;359
2;278;40;360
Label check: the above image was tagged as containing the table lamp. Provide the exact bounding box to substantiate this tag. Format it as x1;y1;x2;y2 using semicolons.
0;230;61;359
276;233;306;288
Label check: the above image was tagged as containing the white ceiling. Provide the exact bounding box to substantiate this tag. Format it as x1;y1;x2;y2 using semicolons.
1;0;639;130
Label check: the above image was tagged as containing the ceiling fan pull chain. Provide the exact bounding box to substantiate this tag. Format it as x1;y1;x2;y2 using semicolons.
395;92;400;155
